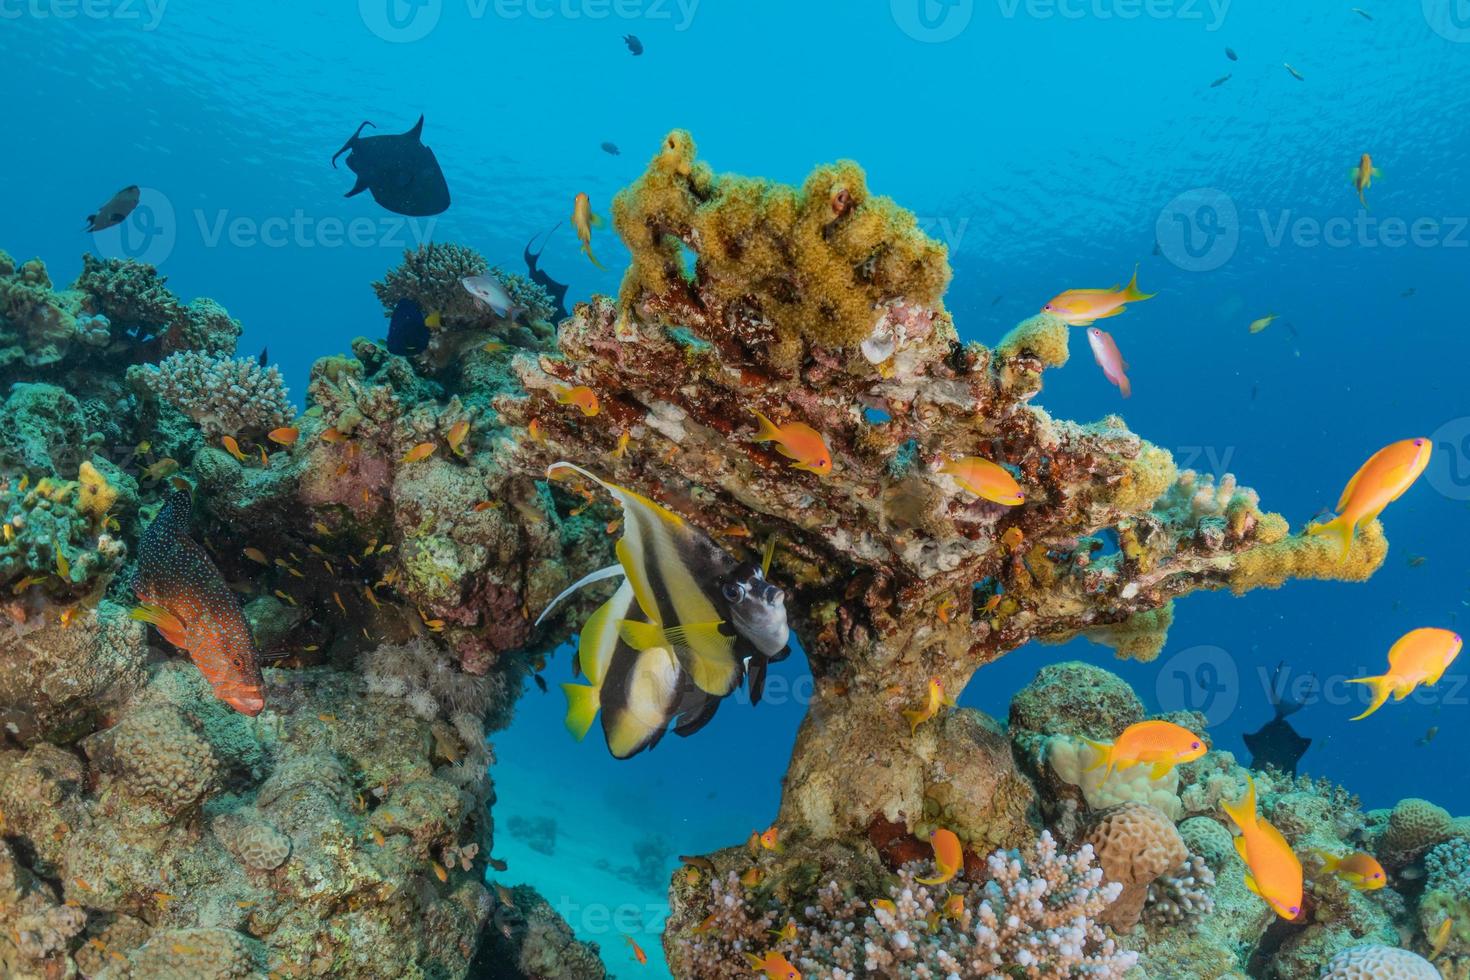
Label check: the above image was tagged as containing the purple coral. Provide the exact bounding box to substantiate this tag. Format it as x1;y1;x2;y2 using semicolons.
130;350;292;439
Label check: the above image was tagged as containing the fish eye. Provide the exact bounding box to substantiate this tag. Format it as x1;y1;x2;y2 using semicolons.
1190;741;1200;749
1289;905;1300;915
1042;304;1052;311
722;581;745;602
1414;438;1425;446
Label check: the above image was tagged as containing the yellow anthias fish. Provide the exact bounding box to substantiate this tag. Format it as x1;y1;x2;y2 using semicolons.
902;677;955;735
1248;313;1278;334
1352;153;1381;209
745;950;802;980
446;420;471;455
768;920;797;943
1041;265;1155;326
1308;437;1431;558
1082;720;1207;781
220;435;248;462
751;411;832;476
572;192;605;269
1430;916;1453;961
1348;627;1462;721
870;899;897;915
1311;849;1386;891
400;442;437;464
553;384;600;417
1221;774;1303;921
915;827;963;886
759;826;781;852
940;457;1025;506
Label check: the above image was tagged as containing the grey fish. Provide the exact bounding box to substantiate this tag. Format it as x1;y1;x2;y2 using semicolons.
601;142;621;156
623;34;643;55
1284;63;1305;81
1211;74;1231;88
1225;46;1237;61
85;185;140;232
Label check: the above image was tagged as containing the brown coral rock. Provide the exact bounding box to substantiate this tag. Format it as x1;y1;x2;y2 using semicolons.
1084;801;1188;933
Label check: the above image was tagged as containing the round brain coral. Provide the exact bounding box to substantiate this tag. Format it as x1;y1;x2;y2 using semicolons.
1380;797;1452;865
126;926;266;979
1084;801;1189;933
1009;660;1145;739
215;815;292;871
105;705;218;814
1317;944;1439;979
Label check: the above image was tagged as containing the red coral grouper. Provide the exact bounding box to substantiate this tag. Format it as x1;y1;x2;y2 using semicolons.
131;490;266;715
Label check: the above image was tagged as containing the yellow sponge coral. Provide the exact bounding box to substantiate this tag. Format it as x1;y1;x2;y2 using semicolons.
1229;520;1387;594
76;460;117;519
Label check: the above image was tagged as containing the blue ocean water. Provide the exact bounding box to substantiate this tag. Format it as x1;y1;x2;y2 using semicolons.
4;2;1470;974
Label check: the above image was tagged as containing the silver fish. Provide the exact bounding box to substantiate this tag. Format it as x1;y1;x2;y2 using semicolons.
461;275;523;321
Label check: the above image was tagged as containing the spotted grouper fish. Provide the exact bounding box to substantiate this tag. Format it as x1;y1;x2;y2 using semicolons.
131;490;265;715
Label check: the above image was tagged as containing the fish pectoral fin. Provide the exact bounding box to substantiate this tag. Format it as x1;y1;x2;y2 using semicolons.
589;213;605;228
130;604;189;649
664;621;741;696
618;618;668;651
1148;761;1174;781
1092;306;1128;320
345;174;371;198
1233;836;1251;864
1242;872;1262;897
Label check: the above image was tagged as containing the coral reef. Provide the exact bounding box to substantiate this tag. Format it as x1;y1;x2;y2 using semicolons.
129;350;293;440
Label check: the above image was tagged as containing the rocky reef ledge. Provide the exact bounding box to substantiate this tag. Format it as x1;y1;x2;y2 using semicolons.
0;133;1454;979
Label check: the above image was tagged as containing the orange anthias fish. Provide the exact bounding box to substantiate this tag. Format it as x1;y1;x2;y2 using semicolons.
1352;153;1381;209
221;435;248;462
759;826;780;852
751;411;831;476
1221;774;1303;921
447;420;471;455
129;490;265;716
1312;849;1387;891
267;427;300;446
1042;265;1154;326
553;384;600;417
1348;627;1462;721
622;935;647;965
401;442;437;464
1082;720;1207;781
1308;437;1431;558
915;827;963;886
902;677;954;735
746;950;802;980
940;457;1025;506
571;192;605;269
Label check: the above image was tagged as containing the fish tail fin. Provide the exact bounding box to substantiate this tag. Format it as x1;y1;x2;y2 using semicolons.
1310;848;1340;873
1305;513;1356;559
744;953;764;969
1347;674;1395;720
751;410;781;443
1123;264;1155;302
583;244;605;270
1080;737;1113;777
1221;774;1257;832
561;683;601;741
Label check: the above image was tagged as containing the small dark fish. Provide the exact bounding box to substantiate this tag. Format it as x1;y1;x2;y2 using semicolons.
533;673;548;693
85;185;140;232
1417;725;1439;746
387;297;431;356
1243;661;1313;776
623;34;643;55
524;224;570;323
332;115;450;217
488;856;509;872
1225;46;1238;61
990;295;1003;306
258;347;269;367
1284;63;1305;81
1351;7;1372;20
600;142;620;156
1211;74;1231;88
678;855;717;874
1408;555;1427;568
1402;287;1416;298
1251;382;1259;401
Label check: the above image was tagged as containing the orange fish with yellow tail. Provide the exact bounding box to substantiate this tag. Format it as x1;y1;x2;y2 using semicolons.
130;490;265;716
1308;437;1431;558
1082;719;1206;781
915;827;963;886
1042;265;1154;326
571;193;605;269
1310;849;1386;890
751;411;831;476
940;457;1025;506
1221;774;1302;921
553;384;600;417
746;950;802;980
1348;627;1461;721
901;677;954;735
1351;153;1381;209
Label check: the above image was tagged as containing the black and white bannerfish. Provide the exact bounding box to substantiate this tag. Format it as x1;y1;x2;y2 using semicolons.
537;462;789;759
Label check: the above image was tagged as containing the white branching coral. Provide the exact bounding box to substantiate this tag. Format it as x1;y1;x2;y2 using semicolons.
672;832;1137;980
131;350;292;439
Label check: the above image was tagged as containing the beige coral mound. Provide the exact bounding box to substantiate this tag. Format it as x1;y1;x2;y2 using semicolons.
1084;801;1189;933
1318;944;1440;979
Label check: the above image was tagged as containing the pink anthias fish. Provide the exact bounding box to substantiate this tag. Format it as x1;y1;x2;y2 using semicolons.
1087;327;1131;398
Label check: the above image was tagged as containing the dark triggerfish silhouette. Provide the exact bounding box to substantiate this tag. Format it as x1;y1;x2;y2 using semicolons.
84;185;140;232
331;115;450;217
130;490;266;716
524;224;570;323
1243;662;1313;776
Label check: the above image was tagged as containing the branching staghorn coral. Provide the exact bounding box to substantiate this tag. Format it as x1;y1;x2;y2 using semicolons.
669;832;1136;979
129;350;293;440
494;133;1389;890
